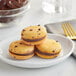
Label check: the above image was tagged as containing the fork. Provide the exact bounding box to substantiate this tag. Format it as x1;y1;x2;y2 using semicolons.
62;23;76;40
62;23;76;58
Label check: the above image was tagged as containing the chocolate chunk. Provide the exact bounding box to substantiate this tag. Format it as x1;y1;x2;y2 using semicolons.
6;0;21;9
6;0;16;9
1;5;11;10
15;45;18;47
38;25;40;26
23;29;26;31
38;28;40;31
0;0;6;8
20;43;23;44
0;0;27;10
21;0;26;2
17;0;26;3
17;0;21;3
56;41;58;42
16;0;28;6
52;50;55;52
30;29;33;31
21;33;23;36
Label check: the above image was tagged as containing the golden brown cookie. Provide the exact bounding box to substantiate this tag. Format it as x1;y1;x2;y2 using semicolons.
35;39;62;59
21;25;47;45
9;40;34;60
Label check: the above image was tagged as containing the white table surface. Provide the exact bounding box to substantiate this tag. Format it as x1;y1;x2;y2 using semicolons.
0;0;76;76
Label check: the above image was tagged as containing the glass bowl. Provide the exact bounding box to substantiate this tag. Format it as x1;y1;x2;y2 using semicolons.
0;0;30;28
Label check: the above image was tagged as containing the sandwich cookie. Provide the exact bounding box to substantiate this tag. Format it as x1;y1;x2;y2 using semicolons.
21;25;47;45
35;39;62;59
9;40;34;60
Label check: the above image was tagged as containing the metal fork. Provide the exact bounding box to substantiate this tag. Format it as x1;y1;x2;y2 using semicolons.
62;23;76;58
62;23;76;40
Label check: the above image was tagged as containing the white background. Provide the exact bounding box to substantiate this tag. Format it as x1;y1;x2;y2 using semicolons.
0;0;76;76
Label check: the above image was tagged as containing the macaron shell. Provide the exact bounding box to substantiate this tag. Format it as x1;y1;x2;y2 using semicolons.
9;40;34;54
9;52;34;60
36;39;61;53
21;25;47;40
9;40;34;60
35;52;59;59
35;39;62;59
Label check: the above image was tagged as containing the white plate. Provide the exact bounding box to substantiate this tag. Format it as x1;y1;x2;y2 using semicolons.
0;34;74;68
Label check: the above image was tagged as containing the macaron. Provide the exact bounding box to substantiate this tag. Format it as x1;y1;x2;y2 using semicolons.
21;25;47;45
35;39;62;59
9;40;34;60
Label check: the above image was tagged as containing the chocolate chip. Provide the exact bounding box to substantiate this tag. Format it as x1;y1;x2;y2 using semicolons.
7;0;18;9
38;28;40;31
0;0;27;10
23;29;25;31
0;0;6;8
30;29;33;31
38;25;40;26
7;0;22;8
20;43;22;44
21;33;23;36
15;45;18;47
56;41;58;42
52;50;55;52
21;0;27;3
17;0;26;4
17;0;21;3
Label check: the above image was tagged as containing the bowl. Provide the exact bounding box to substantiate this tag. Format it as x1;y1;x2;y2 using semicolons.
0;0;30;28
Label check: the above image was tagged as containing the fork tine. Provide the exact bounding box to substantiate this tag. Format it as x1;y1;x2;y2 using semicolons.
65;23;74;37
62;23;71;38
67;23;76;36
62;23;76;39
65;23;76;39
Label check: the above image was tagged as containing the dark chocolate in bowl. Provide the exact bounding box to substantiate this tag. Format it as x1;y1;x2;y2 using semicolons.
0;9;24;23
0;17;13;23
0;10;24;23
0;0;29;23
